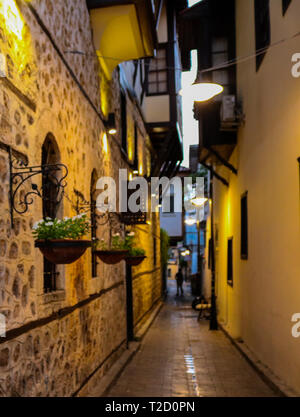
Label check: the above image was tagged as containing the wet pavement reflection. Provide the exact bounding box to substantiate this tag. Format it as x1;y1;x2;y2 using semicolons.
107;280;276;397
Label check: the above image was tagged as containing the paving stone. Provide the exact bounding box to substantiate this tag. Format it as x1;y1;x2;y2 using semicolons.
106;280;277;398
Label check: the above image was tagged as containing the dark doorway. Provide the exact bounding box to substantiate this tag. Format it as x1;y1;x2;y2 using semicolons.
125;264;134;342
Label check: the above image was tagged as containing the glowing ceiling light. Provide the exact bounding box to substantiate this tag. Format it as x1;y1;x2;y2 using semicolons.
191;197;208;207
185;218;197;226
2;0;24;40
180;82;223;102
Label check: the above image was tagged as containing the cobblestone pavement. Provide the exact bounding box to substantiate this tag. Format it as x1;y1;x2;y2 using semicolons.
107;280;276;397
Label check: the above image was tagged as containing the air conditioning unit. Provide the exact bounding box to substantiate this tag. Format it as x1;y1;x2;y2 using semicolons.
221;95;235;121
220;95;243;131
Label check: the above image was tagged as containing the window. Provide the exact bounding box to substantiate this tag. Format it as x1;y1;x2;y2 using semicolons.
90;170;98;278
121;91;127;153
169;193;175;213
133;124;138;171
211;38;230;97
241;192;248;259
42;135;61;293
282;0;292;15
147;47;168;95
254;0;270;71
227;238;233;286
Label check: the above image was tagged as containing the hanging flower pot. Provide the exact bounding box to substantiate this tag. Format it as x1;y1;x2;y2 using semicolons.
35;239;91;264
94;249;129;265
124;231;146;266
32;214;91;265
93;233;129;265
125;255;146;266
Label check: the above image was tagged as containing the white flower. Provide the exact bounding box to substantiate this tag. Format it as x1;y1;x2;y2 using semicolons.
45;222;53;226
64;217;69;221
112;233;120;237
127;232;135;237
32;223;38;230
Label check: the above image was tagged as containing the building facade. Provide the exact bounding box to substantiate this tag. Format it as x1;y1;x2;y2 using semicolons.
0;0;184;396
181;0;300;394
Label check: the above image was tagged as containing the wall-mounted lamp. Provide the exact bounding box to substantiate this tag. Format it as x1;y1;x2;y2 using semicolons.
105;113;117;135
184;218;197;226
180;82;223;102
191;197;208;207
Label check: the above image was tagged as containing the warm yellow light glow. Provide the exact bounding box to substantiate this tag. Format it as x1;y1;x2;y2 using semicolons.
91;5;149;80
99;71;110;117
128;141;133;162
139;165;143;175
147;220;151;225
102;133;108;154
129;172;133;181
185;218;197;226
133;170;139;175
191;197;208;207
1;0;24;40
108;128;117;135
180;82;223;102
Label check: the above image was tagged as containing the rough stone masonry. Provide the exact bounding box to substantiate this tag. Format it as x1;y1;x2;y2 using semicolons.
0;0;161;396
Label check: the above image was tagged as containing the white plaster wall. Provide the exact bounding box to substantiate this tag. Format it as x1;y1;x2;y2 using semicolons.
210;0;300;393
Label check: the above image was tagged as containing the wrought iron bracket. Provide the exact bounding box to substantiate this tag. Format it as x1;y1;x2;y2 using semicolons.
73;188;122;227
8;147;68;227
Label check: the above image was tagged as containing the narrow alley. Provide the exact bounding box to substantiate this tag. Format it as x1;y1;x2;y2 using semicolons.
106;281;276;398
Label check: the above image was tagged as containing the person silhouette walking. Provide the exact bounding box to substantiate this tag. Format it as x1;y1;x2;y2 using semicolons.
175;268;184;296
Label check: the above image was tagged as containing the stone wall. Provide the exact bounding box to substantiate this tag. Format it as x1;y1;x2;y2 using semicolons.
0;0;161;396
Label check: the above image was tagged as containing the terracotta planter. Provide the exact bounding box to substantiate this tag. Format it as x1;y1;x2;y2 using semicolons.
125;255;146;266
94;250;129;265
35;239;91;264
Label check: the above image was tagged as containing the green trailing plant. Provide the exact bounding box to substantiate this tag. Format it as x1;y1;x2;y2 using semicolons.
124;232;145;256
32;214;90;240
160;228;170;268
95;233;127;251
128;247;145;257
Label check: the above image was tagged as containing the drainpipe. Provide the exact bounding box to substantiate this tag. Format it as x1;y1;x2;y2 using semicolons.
209;167;218;330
